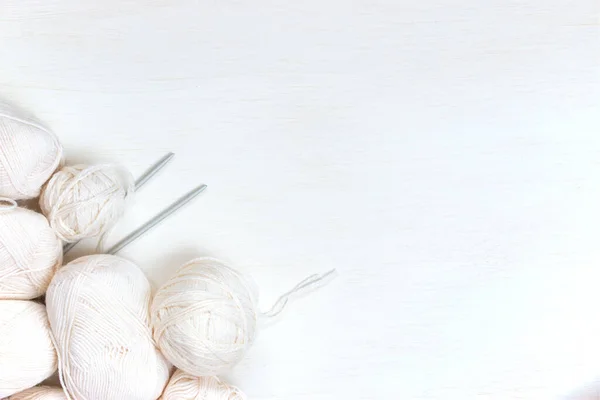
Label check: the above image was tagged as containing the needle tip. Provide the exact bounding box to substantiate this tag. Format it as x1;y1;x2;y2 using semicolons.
194;184;207;194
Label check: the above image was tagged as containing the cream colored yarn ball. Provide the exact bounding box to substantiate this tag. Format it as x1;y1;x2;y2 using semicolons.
161;370;245;400
46;254;170;400
39;164;134;242
151;258;259;376
0;207;63;300
0;301;58;398
9;386;66;400
0;102;62;200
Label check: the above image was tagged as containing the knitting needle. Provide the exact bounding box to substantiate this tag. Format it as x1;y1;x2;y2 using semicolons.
107;184;207;255
63;152;175;254
132;152;175;191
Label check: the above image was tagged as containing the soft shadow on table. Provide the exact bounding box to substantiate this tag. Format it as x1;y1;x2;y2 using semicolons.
565;380;600;399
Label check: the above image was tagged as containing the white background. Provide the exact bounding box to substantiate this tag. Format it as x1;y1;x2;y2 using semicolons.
1;1;600;399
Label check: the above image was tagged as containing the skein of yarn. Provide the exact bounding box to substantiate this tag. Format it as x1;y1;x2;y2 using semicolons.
0;205;63;300
0;102;63;200
151;257;336;376
39;164;134;243
46;254;170;400
161;371;245;400
151;258;257;376
0;301;57;398
9;386;66;400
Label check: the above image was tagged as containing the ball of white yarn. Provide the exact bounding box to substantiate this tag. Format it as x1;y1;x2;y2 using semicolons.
39;164;134;242
0;102;62;200
151;258;259;376
9;386;66;400
0;301;58;398
0;206;63;300
46;254;170;400
161;370;245;400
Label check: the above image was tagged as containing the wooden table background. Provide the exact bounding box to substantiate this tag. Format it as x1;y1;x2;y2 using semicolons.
1;1;599;399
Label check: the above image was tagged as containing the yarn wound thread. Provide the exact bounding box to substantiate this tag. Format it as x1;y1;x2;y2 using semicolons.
46;254;170;400
160;370;245;400
151;257;336;376
0;101;63;200
39;164;134;243
0;301;58;398
9;386;67;400
0;206;63;300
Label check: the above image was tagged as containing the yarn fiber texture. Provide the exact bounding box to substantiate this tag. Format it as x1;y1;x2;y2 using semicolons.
161;371;245;400
39;164;134;242
151;258;259;376
46;254;170;400
0;301;58;398
9;386;66;400
0;102;62;200
0;206;63;300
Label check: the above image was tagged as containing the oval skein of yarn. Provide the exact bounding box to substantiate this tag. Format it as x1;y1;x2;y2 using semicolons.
151;258;259;376
161;370;246;400
0;101;62;200
0;206;63;300
39;164;134;242
9;386;67;400
0;301;58;398
46;254;170;400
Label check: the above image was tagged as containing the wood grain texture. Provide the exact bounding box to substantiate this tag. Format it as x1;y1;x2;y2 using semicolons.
1;1;599;398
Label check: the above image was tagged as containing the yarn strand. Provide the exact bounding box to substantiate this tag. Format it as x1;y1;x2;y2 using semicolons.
261;269;338;320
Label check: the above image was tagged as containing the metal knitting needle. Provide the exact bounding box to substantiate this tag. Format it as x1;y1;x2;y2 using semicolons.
132;152;175;191
107;184;207;255
63;152;175;254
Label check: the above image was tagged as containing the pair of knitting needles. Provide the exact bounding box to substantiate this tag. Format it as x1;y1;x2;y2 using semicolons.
63;152;206;255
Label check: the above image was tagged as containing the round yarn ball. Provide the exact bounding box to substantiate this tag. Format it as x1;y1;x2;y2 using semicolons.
39;164;134;242
0;102;62;200
46;254;170;400
161;370;245;400
0;207;63;300
152;258;259;376
0;301;58;398
9;386;66;400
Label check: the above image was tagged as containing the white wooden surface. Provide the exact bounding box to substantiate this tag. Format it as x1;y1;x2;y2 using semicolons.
1;1;599;399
